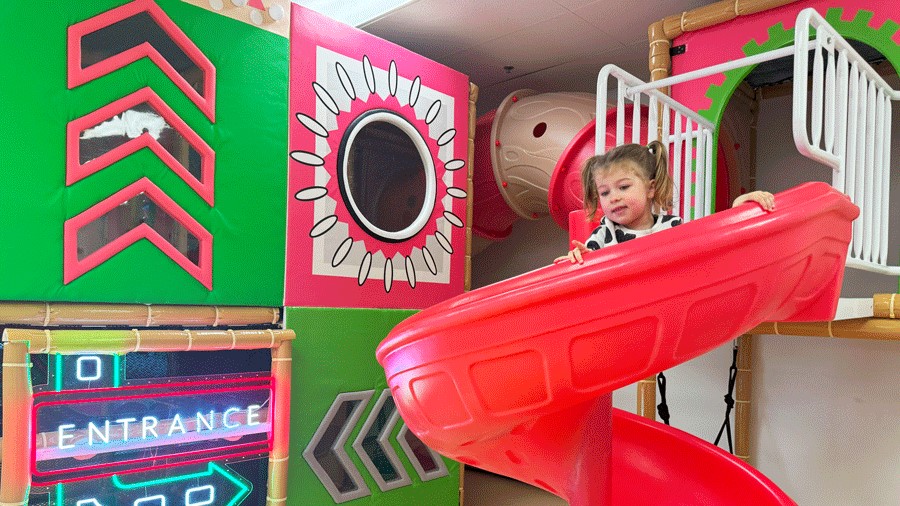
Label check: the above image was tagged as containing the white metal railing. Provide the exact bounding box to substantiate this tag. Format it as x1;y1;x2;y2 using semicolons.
793;8;899;276
596;65;716;222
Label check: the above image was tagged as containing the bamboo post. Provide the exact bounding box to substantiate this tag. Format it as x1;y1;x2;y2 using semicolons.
750;318;900;340
873;293;898;318
637;376;658;420
3;328;294;354
267;338;293;505
0;302;280;327
466;83;478;293
732;85;760;462
734;334;753;463
0;342;32;503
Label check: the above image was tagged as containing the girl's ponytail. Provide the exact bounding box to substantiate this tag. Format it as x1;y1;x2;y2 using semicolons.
647;140;673;212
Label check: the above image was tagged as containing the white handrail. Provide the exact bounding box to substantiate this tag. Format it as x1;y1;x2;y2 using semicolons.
793;8;898;275
596;65;716;222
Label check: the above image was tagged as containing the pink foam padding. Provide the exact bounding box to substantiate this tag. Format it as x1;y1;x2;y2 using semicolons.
670;0;895;115
286;5;469;309
64;178;213;289
472;109;519;240
66;87;215;205
378;182;857;505
67;0;216;121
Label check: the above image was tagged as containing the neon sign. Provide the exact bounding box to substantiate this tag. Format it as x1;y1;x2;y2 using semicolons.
55;462;251;506
32;377;273;486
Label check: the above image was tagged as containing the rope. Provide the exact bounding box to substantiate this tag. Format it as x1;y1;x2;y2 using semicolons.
656;372;670;425
713;344;739;454
43;302;51;326
890;293;896;319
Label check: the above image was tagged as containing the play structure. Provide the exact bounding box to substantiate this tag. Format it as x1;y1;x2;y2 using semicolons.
381;0;900;505
0;0;897;505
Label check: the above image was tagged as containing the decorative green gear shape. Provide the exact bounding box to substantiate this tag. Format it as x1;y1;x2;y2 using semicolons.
700;7;900;126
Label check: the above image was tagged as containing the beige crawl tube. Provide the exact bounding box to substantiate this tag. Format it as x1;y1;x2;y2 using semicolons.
471;90;595;246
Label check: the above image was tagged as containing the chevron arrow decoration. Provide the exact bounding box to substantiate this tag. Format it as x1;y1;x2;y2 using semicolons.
64;1;216;289
67;0;216;120
305;389;450;503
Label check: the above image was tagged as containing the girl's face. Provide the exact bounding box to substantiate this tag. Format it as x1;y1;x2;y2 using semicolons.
594;162;656;230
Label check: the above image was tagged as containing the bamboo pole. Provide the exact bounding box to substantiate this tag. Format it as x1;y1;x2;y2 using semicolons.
267;339;293;505
0;342;32;503
466;83;478;293
732;86;761;462
873;293;898;319
750;318;900;340
0;302;280;327
637;376;657;420
734;334;753;463
459;464;466;506
3;328;295;354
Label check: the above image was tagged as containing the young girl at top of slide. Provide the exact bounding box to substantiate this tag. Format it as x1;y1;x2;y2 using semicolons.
561;140;775;263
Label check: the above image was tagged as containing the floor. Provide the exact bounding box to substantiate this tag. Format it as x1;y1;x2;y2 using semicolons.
463;468;566;506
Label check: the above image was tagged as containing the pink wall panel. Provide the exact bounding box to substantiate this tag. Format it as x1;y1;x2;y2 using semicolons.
286;6;470;309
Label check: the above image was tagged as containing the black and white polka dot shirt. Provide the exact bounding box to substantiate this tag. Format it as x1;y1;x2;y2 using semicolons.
585;214;682;250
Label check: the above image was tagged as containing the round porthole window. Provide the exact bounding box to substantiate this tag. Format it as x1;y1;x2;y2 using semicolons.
337;109;436;242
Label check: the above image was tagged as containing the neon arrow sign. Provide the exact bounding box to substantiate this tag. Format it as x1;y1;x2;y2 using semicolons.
54;462;251;506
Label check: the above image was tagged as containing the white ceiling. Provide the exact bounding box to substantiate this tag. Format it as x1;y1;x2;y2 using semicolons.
360;0;714;112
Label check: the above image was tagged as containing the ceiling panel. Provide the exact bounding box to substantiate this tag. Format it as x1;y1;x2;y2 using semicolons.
362;0;568;61
572;0;713;46
475;40;651;113
441;11;619;88
361;0;720;110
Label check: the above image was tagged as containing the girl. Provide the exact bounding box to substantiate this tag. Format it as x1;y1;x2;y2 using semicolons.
561;140;775;263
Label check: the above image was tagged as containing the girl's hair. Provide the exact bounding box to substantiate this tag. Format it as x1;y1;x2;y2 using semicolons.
580;140;674;219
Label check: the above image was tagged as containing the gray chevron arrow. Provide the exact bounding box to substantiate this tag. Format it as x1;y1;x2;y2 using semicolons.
303;390;374;503
351;389;412;492
396;423;449;481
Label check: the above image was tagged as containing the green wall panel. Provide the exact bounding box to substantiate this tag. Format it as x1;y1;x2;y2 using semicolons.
0;0;287;305
285;307;461;505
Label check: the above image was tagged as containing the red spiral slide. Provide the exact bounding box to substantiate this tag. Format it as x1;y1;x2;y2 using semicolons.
377;183;858;505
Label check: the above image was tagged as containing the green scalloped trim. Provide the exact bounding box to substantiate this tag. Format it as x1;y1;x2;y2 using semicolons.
700;8;900;126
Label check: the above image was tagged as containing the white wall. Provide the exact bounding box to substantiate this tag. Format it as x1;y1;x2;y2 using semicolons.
470;91;900;505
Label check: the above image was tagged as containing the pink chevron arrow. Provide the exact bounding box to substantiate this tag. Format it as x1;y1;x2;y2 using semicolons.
64;178;213;289
248;0;267;10
67;87;215;205
68;0;216;120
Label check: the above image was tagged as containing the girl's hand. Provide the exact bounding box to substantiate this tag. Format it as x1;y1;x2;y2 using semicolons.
733;191;775;212
554;240;590;264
